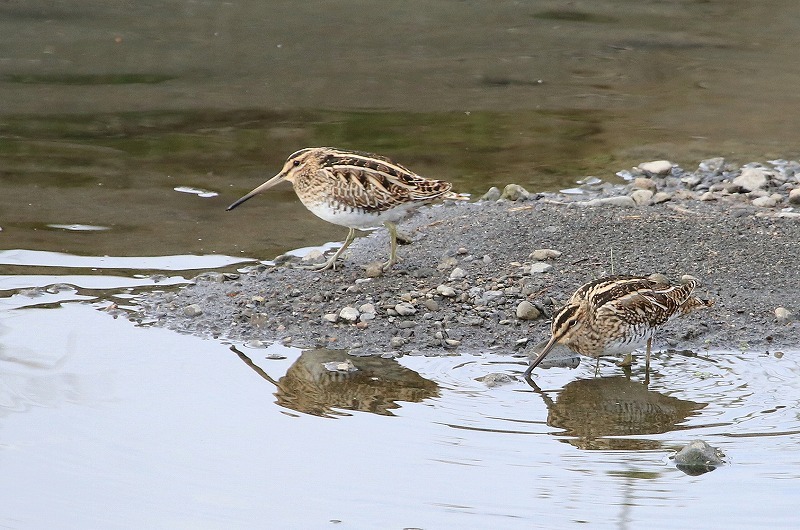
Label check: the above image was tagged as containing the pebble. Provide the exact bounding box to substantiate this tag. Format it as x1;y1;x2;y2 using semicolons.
480;373;516;387
479;186;501;201
789;188;800;204
637;160;673;176
580;196;636;208
364;262;384;278
516;301;541;320
630;189;654;205
389;336;406;349
339;306;360;322
500;183;531;201
436;284;457;297
422;299;439;311
673;440;725;475
301;249;325;262
529;262;552;274
183;304;203;317
752;196;777;208
359;303;376;315
775;307;792;324
651;191;672;204
632;177;658;191
323;313;338;323
733;167;769;192
394;302;417;316
529;248;562;261
699;191;716;201
449;267;467;280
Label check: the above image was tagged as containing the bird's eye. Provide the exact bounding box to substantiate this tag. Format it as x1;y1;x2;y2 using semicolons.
292;160;301;167
568;319;579;327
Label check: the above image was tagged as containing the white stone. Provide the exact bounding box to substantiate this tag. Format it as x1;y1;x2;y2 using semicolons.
632;177;658;191
183;304;203;317
775;307;792;323
301;249;324;262
529;262;552;274
449;267;467;280
630;189;654;205
323;313;339;323
339;306;360;322
637;160;673;175
733;167;770;192
500;183;531;201
516;301;541;320
652;191;672;204
580;196;636;208
752;196;777;208
359;303;376;315
394;302;417;316
789;188;800;204
529;248;562;261
436;284;457;297
699;191;717;201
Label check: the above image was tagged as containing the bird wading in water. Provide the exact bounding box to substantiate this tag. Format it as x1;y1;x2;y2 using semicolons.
524;275;713;379
227;147;453;271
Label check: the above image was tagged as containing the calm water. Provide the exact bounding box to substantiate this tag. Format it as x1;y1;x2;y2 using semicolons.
3;1;800;528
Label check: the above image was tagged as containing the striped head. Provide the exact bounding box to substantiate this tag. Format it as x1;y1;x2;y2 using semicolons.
226;148;321;211
523;302;588;377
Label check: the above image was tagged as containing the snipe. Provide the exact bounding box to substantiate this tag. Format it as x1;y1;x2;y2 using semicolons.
227;147;453;271
524;275;713;378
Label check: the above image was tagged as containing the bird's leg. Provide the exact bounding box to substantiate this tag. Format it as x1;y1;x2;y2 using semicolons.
300;228;356;271
381;221;401;271
645;336;652;374
594;356;601;377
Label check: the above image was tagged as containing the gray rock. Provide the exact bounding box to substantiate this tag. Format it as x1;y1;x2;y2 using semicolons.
651;191;672;204
323;313;339;323
752;196;777;208
500;183;531;201
480;372;516;387
449;267;467;280
579;196;636;208
364;262;384;278
698;157;725;173
673;440;725;475
301;249;325;263
733;167;770;192
529;262;552;274
389;336;406;349
789;188;800;204
632;177;658;192
359;303;376;315
436;284;457;297
630;189;654;205
422;299;439;311
183;304;203;317
479;186;501;201
699;191;717;201
775;307;792;324
637;160;673;175
516;301;541;320
529;248;562;261
339;306;360;322
394;302;417;316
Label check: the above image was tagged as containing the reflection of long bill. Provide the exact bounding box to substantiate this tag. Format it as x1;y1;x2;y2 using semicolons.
523;334;560;378
226;170;289;211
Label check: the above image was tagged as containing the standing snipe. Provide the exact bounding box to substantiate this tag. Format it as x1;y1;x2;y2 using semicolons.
523;275;713;378
227;147;453;271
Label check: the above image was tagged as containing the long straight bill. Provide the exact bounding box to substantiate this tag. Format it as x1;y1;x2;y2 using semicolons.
523;334;559;378
226;172;287;211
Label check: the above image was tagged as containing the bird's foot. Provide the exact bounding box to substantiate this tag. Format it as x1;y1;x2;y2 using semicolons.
381;255;402;272
296;257;341;271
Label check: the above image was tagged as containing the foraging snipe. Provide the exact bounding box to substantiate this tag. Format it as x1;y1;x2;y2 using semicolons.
524;275;713;378
227;147;453;271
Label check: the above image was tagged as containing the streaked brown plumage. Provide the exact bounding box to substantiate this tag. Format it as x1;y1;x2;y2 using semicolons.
227;147;453;271
524;275;713;378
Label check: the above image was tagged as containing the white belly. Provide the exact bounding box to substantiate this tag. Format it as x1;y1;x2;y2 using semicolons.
304;201;417;229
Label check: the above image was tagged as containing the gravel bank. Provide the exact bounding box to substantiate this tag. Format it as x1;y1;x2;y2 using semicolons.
135;159;800;358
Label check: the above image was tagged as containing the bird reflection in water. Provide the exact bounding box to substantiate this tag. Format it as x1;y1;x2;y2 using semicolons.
527;375;707;450
231;346;438;417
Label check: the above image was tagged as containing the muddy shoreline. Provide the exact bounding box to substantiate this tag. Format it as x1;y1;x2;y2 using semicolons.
135;160;800;360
